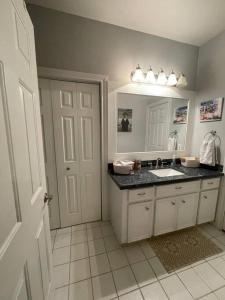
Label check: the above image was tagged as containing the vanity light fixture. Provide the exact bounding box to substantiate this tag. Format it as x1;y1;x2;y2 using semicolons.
131;64;145;82
131;66;188;88
157;69;167;85
167;70;178;86
145;66;156;84
177;73;188;88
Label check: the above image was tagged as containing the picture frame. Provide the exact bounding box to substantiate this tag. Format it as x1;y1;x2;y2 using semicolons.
117;108;132;132
173;105;188;124
200;97;224;122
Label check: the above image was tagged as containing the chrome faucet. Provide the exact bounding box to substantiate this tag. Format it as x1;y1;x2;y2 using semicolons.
156;158;162;169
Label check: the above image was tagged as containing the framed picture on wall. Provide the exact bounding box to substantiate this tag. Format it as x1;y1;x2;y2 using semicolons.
173;106;188;124
117;108;132;132
200;97;224;122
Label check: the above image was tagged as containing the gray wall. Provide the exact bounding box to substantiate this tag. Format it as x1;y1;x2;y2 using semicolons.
27;4;199;90
191;30;225;164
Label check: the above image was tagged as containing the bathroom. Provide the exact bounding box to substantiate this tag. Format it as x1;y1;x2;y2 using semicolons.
1;1;225;300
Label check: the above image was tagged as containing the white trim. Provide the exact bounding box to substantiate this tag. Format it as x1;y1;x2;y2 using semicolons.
108;82;196;161
37;67;109;220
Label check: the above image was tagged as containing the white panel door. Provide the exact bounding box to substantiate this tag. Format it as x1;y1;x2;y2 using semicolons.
51;80;101;226
146;101;169;151
0;1;52;300
39;78;61;229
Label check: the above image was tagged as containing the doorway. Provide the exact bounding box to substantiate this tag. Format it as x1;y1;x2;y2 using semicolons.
39;79;102;228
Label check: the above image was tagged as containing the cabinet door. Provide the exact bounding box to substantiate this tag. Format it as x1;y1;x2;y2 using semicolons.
197;190;219;224
128;201;154;243
177;193;199;230
154;197;177;236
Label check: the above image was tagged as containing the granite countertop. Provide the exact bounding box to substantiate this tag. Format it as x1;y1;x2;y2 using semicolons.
109;165;224;190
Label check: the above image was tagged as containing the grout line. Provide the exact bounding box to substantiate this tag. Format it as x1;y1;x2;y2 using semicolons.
86;230;94;300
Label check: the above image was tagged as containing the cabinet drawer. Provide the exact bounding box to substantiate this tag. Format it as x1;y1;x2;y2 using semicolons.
129;187;154;203
202;178;220;190
156;180;200;198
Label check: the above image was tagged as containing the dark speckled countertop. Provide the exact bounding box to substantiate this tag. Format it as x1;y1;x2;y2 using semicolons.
109;165;224;190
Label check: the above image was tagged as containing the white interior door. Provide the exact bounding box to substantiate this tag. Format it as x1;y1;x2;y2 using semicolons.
0;1;52;300
146;101;169;151
51;80;101;227
39;79;61;229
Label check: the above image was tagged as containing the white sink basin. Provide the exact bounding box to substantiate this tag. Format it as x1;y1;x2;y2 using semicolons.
149;168;184;177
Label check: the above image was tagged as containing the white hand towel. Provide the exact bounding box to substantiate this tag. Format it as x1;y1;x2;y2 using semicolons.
168;137;177;151
200;138;216;166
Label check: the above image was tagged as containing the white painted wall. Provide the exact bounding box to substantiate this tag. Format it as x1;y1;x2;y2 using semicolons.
191;30;225;165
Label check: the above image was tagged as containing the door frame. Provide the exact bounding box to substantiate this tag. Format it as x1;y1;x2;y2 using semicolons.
37;67;109;220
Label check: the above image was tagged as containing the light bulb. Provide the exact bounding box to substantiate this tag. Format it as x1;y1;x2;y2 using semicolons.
131;64;145;82
177;74;187;88
167;71;177;86
157;69;167;85
145;67;156;84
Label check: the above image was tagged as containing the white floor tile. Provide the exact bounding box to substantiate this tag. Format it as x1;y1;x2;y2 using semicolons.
141;281;168;300
113;266;138;296
87;227;103;241
53;246;70;266
51;229;57;238
214;286;225;299
131;260;156;287
199;224;223;238
139;241;156;259
92;272;117;300
72;223;87;232
200;293;218;300
70;242;89;261
69;279;93;300
160;275;193;300
102;225;114;237
208;257;225;278
104;236;121;252
53;264;70;288
193;262;225;290
87;221;102;229
71;230;88;244
178;268;211;298
108;249;129;271
148;257;168;279
90;253;111;276
88;238;106;256
57;227;71;235
124;245;146;264
210;238;225;250
70;258;91;283
54;286;69;300
54;232;71;249
119;289;143;300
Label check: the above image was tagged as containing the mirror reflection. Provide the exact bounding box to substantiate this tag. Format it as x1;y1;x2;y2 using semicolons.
117;93;189;153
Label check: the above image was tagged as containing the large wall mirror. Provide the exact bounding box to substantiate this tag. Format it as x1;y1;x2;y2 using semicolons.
116;93;189;153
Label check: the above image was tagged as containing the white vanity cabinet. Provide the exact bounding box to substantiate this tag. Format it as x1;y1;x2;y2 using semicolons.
154;193;199;235
197;178;220;224
109;176;221;244
128;200;154;242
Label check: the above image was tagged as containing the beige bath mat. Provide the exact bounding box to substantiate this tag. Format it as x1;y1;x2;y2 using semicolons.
149;227;222;273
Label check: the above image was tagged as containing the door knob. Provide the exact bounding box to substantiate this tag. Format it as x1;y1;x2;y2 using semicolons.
44;193;53;205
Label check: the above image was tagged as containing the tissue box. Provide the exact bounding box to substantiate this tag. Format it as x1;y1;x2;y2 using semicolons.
181;157;200;168
113;160;134;175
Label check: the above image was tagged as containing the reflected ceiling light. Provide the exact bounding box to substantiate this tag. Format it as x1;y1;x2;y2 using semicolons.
157;69;167;85
177;74;188;88
145;66;156;84
167;70;177;86
131;64;145;82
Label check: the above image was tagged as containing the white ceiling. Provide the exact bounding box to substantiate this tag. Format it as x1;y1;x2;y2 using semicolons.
27;0;225;46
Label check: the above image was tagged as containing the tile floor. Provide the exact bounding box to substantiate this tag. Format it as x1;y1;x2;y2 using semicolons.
51;222;225;300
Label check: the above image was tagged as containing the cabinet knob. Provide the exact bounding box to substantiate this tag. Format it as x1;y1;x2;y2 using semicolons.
208;182;213;185
203;195;208;199
171;201;176;205
66;167;70;170
182;200;186;204
175;186;182;190
145;206;150;210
